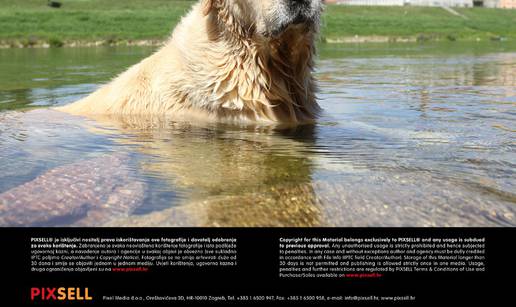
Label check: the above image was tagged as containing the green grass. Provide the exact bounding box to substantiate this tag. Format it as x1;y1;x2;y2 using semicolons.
0;0;194;46
321;5;516;42
0;0;515;47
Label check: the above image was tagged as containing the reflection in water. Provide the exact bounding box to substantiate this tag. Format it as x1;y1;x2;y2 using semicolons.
0;44;515;227
83;114;322;227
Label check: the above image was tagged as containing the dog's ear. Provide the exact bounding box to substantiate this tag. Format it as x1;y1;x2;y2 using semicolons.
202;0;214;16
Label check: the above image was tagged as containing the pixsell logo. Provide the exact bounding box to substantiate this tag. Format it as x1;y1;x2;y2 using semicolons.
30;287;93;301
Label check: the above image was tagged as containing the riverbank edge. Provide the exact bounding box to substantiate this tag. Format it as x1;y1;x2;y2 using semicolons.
0;35;510;49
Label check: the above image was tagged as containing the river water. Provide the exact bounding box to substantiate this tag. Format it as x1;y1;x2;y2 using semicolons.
0;43;514;227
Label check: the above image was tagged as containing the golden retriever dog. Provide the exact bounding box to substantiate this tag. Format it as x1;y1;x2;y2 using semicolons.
56;0;322;123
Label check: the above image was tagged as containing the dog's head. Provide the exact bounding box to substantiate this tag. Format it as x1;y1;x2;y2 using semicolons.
203;0;322;38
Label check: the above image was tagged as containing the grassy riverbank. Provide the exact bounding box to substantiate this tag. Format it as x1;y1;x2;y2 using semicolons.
1;0;515;47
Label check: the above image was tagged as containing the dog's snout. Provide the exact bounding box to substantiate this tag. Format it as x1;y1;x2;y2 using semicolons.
287;0;320;13
286;0;319;24
290;0;310;6
265;0;321;37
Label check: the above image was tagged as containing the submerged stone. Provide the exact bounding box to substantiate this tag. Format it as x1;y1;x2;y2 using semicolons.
0;154;145;227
